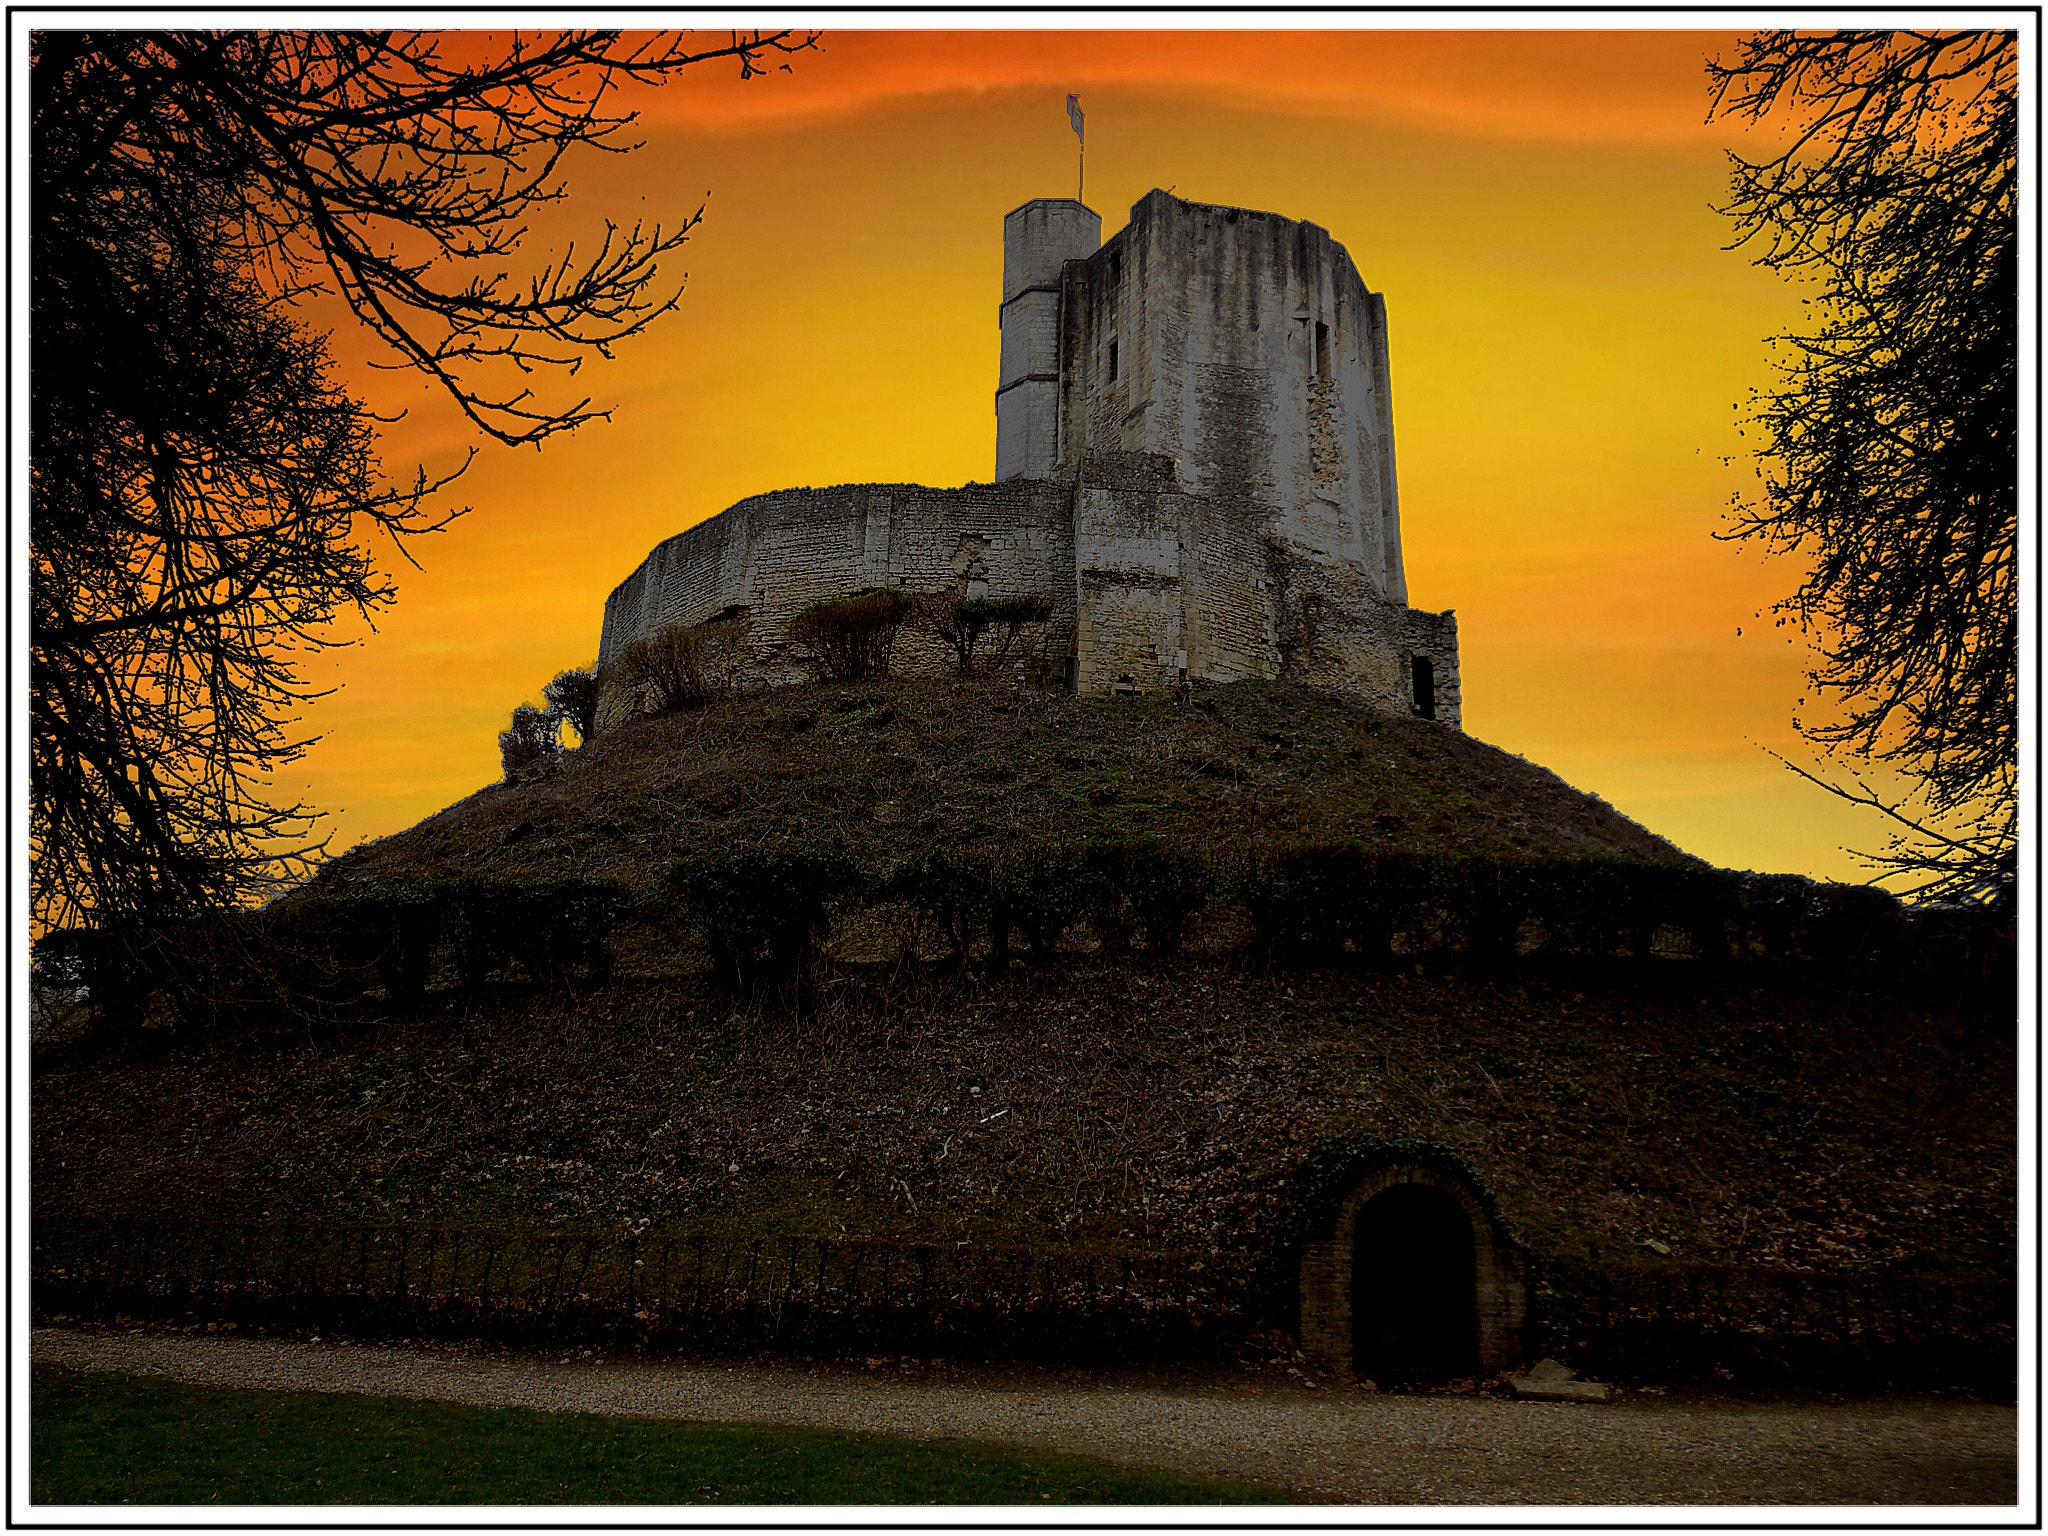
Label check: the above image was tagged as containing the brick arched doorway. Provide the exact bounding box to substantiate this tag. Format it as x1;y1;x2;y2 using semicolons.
1298;1161;1525;1377
1352;1182;1479;1377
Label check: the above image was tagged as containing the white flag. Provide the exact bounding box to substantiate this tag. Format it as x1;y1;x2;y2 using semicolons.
1066;93;1084;145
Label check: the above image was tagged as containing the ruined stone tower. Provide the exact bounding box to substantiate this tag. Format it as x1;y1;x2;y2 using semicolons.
600;190;1460;725
996;198;1100;483
1000;190;1405;598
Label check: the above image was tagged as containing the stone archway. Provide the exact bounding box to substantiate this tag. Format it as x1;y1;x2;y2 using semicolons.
1298;1161;1525;1378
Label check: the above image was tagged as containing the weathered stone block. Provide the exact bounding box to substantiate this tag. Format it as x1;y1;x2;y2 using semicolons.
1507;1358;1615;1403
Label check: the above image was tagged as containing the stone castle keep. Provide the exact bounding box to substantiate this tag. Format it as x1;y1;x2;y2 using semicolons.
599;188;1462;724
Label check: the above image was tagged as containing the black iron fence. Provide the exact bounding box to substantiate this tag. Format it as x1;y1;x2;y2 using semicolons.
32;1218;1259;1362
1531;1257;2015;1391
34;1218;2013;1389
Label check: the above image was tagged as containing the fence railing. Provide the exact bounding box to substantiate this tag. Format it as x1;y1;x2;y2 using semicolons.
1530;1257;2015;1390
32;1219;1259;1362
34;1218;2015;1388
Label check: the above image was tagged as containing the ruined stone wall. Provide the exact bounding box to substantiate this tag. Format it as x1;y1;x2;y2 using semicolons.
1055;190;1407;605
598;189;1460;730
995;200;1099;482
1265;540;1462;729
599;471;1458;728
597;480;1077;696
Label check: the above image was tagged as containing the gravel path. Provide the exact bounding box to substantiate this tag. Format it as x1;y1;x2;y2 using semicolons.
34;1328;2016;1506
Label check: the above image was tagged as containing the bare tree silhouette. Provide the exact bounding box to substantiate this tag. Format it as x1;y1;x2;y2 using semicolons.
32;30;814;929
1710;31;2016;906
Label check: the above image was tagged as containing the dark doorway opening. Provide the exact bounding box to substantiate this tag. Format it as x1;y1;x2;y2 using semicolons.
1352;1184;1478;1379
1411;654;1436;720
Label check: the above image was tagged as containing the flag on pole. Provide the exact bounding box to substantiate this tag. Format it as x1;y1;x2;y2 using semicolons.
1067;93;1084;145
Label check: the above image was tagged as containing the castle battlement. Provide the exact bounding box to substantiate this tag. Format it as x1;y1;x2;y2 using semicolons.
599;189;1460;724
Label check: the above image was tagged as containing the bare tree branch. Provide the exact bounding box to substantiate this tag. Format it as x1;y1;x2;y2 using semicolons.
32;29;817;929
1710;30;2015;905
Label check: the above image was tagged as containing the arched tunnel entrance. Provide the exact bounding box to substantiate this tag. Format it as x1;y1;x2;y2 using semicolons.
1351;1183;1479;1379
1297;1157;1525;1379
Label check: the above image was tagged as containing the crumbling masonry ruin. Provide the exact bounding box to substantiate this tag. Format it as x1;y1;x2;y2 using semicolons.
598;189;1461;723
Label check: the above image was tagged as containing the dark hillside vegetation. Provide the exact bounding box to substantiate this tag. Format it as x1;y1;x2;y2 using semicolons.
33;679;2014;1352
37;677;2002;1046
35;955;2011;1279
325;677;1685;895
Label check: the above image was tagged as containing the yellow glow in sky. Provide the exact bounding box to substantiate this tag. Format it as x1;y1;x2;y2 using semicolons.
280;29;1913;882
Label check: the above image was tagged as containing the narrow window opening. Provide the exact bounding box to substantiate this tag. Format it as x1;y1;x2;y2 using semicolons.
1111;251;1123;284
1108;336;1119;382
1412;655;1437;720
1314;320;1330;379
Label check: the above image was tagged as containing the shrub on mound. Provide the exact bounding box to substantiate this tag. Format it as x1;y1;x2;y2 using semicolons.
1083;838;1210;957
46;836;2009;1047
670;849;865;990
1221;845;1995;992
615;616;750;714
788;591;912;682
887;848;997;969
436;876;623;994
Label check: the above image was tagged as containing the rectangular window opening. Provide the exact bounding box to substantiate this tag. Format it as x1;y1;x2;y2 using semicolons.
1314;321;1330;380
1412;654;1437;720
1108;336;1119;383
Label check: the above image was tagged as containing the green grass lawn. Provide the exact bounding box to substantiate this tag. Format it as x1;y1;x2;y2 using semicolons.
33;1365;1286;1506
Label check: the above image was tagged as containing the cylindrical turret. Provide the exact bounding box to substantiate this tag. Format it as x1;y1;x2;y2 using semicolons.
995;198;1099;481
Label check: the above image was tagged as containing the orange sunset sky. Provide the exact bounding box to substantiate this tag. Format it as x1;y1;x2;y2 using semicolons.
284;26;1916;883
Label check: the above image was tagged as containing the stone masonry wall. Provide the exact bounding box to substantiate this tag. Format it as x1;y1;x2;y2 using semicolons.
1055;190;1407;605
598;190;1460;727
996;200;1099;482
597;482;1077;717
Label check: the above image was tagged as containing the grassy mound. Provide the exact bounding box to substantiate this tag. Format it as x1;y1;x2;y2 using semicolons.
317;677;1684;897
32;957;2012;1276
31;679;2014;1298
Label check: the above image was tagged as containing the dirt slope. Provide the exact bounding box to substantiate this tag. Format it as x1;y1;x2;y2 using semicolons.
32;957;2013;1276
31;680;2013;1291
315;678;1685;896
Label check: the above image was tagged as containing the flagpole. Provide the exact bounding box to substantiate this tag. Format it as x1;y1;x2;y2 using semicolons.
1067;93;1085;205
